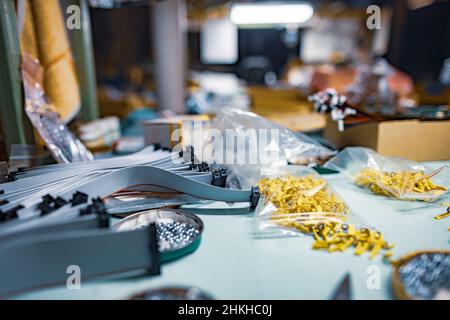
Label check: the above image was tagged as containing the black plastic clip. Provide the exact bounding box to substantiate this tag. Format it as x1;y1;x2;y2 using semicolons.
79;198;103;216
79;197;110;228
250;186;260;211
54;197;68;209
219;168;227;187
37;194;55;216
5;172;17;182
37;202;53;216
190;146;195;164
193;162;208;172
78;206;92;216
190;161;209;172
97;211;110;229
0;205;23;223
211;168;227;187
212;170;222;187
70;191;89;206
42;194;55;203
199;162;210;172
147;222;161;276
38;195;68;216
91;197;107;214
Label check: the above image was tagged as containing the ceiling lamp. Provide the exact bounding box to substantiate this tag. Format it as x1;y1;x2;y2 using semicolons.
230;2;314;26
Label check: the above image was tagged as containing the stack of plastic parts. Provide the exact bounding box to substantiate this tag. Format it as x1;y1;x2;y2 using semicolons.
324;147;449;201
0;146;261;223
0;195;161;298
255;167;393;259
78;116;121;150
0;146;260;297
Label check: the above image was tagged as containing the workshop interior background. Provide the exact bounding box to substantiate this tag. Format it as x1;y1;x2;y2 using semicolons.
0;0;449;301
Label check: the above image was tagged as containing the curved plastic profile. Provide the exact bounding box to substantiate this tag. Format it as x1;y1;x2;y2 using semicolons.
59;166;252;202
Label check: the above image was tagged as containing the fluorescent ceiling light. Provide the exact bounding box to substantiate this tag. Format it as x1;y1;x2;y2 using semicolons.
230;2;314;25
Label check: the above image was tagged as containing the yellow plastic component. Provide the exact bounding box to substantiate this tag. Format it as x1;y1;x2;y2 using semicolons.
354;168;447;199
258;175;348;215
258;175;393;259
434;212;450;220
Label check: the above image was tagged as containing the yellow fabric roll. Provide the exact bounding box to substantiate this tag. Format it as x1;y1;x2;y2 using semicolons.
29;0;71;67
19;0;39;59
24;0;81;122
45;54;81;121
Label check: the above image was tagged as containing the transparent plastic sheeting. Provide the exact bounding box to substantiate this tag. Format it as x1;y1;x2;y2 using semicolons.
323;147;450;202
254;166;368;238
207;107;335;189
22;56;93;163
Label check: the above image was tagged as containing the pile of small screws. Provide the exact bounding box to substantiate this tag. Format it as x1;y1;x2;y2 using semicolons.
156;221;200;252
399;253;450;299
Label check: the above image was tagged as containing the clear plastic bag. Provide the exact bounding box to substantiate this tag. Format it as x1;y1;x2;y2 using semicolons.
205;107;335;189
323;147;449;201
254;166;364;235
22;56;93;163
253;166;393;259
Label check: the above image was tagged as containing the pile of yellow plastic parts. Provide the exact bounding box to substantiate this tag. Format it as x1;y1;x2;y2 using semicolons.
258;175;347;214
354;168;447;199
258;175;393;259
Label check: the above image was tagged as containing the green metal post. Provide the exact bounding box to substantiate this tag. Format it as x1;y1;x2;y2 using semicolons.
64;0;99;121
0;0;34;156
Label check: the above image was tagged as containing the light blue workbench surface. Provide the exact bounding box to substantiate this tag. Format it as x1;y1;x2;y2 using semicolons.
14;162;450;300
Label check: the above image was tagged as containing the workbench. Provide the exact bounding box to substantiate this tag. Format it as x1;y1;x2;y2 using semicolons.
13;161;450;300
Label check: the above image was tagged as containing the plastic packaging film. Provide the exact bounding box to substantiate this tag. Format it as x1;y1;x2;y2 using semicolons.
22;55;93;163
206;107;336;189
324;147;449;202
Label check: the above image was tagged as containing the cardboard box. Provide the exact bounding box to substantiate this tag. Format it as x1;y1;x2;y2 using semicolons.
142;115;209;149
324;116;450;161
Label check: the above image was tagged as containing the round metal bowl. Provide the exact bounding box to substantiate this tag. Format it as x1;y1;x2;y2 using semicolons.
392;249;450;300
128;286;213;300
114;208;204;262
